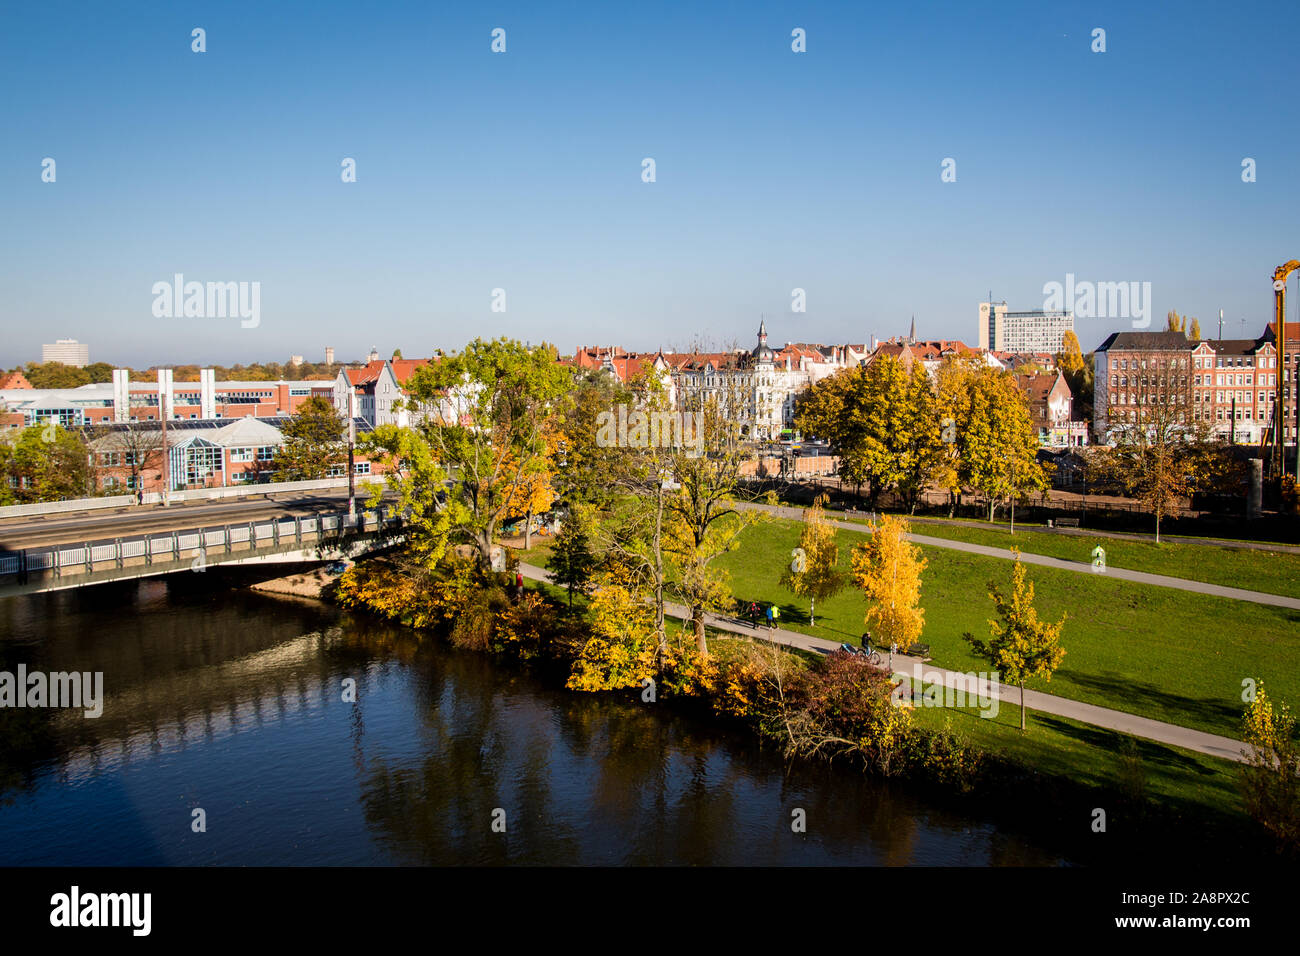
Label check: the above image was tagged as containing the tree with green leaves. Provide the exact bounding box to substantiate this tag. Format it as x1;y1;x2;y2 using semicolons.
400;338;573;570
964;553;1066;732
547;502;597;606
273;396;346;481
22;362;91;389
779;494;846;625
664;391;774;655
0;424;95;504
361;423;455;569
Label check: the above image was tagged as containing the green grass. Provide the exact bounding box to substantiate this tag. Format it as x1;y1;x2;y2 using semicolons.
908;699;1247;824
716;517;1300;739
897;519;1300;599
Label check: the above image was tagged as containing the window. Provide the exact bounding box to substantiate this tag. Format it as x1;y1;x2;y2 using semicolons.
99;451;120;466
354;462;370;475
257;446;276;462
229;448;254;462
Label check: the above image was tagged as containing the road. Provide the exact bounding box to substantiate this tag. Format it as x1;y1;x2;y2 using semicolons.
518;561;1251;764
736;501;1300;611
0;490;390;549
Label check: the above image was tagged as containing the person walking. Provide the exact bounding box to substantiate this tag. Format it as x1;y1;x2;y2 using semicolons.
771;605;780;630
765;604;774;629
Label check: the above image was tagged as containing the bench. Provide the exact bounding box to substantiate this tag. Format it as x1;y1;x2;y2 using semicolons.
1054;517;1081;528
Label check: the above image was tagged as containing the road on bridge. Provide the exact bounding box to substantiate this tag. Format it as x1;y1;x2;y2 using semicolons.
0;489;395;550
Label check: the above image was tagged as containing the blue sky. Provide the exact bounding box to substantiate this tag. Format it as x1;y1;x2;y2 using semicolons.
2;0;1297;368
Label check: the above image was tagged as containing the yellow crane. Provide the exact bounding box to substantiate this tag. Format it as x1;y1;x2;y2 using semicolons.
1272;260;1300;477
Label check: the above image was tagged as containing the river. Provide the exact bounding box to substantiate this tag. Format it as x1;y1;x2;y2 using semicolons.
0;572;1070;865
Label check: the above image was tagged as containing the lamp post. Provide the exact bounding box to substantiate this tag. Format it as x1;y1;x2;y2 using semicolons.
347;389;356;520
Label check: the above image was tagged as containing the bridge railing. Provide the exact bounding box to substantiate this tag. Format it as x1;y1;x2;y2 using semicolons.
0;508;402;584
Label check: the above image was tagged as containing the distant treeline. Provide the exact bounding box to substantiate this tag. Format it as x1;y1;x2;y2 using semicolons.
10;360;362;388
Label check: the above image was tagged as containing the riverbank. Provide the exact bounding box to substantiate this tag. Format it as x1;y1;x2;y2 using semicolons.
331;552;1280;864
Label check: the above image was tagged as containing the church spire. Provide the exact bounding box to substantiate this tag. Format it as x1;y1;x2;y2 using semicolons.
909;314;916;344
758;317;767;346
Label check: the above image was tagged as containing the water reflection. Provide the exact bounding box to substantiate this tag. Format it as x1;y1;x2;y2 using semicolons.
0;575;1068;865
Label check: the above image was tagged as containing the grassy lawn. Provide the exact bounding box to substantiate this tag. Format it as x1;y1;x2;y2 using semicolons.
908;700;1247;826
898;519;1300;600
715;517;1300;739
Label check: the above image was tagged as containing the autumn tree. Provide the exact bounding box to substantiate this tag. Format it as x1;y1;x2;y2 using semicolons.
794;355;944;510
1190;317;1203;340
1239;682;1300;852
1055;331;1086;378
663;386;774;655
273;396;346;480
850;514;926;653
964;553;1066;732
958;366;1047;521
1165;310;1186;334
1088;351;1203;541
498;418;560;550
595;368;683;655
778;493;846;625
566;576;659;692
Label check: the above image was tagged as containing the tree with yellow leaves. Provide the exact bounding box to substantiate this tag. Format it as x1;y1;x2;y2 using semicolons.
498;424;559;550
566;577;659;692
964;551;1066;732
850;514;926;653
779;494;846;625
1240;681;1300;851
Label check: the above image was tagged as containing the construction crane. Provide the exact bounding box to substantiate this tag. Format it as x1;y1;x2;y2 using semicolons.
1271;260;1300;478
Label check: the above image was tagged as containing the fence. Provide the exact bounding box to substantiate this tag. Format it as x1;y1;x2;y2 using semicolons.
0;507;402;587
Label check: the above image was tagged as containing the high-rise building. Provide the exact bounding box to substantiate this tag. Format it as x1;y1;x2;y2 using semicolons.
978;303;1073;353
289;355;304;367
325;347;335;365
42;339;90;367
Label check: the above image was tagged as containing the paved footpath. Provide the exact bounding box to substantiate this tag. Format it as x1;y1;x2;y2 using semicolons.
518;562;1251;765
734;501;1300;611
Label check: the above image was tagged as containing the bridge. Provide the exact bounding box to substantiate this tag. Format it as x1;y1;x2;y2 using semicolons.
0;489;402;598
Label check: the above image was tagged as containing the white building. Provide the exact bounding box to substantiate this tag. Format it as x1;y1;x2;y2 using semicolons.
42;339;90;367
978;302;1073;354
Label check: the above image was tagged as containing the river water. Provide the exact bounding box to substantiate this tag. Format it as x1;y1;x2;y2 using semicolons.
0;573;1069;865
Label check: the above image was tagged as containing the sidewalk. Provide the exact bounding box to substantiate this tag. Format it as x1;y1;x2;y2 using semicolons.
518;561;1250;765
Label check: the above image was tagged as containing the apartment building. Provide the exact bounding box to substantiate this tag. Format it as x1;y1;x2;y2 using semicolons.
978;302;1073;353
